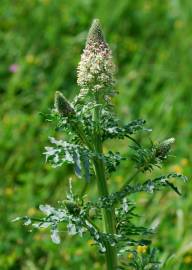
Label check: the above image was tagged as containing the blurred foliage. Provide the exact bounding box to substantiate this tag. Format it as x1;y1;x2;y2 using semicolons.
0;0;191;269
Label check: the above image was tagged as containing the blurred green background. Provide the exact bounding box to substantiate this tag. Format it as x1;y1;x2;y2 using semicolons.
0;0;191;269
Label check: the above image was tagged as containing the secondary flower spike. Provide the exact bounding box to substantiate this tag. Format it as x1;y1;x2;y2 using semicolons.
155;137;175;160
77;19;115;94
54;91;75;117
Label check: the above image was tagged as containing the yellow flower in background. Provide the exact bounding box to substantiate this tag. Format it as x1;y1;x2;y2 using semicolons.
60;251;70;262
87;239;94;246
26;54;39;65
171;165;182;174
27;207;37;216
33;233;43;241
115;175;123;184
40;0;50;5
4;187;14;197
174;20;184;29
127;39;138;52
180;158;189;166
143;2;151;11
159;51;168;61
128;252;134;259
94;262;101;269
137;245;148;254
183;255;192;264
75;248;83;256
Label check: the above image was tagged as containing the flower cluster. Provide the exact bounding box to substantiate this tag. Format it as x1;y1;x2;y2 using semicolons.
77;19;115;95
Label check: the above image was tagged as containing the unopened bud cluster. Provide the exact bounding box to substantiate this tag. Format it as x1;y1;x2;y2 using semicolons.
155;138;175;160
77;19;115;94
55;91;75;117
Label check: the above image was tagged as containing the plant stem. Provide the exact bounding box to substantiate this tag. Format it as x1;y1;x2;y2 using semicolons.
94;157;117;269
93;94;117;270
80;182;88;197
71;121;93;151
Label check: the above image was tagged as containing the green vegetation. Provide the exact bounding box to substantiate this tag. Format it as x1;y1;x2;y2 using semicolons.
1;1;191;269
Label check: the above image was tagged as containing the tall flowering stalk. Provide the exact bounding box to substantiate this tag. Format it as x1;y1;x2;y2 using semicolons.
78;19;117;268
15;19;187;270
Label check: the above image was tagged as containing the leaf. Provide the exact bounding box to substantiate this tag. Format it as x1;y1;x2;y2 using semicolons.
39;204;55;215
73;151;82;178
102;117;148;141
81;153;91;182
164;180;181;195
51;228;61;244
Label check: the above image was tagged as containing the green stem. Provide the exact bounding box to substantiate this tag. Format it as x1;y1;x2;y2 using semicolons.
80;182;88;198
94;157;117;269
71;121;93;151
93;94;117;270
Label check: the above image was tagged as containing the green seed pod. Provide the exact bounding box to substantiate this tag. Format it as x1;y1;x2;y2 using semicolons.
55;91;75;117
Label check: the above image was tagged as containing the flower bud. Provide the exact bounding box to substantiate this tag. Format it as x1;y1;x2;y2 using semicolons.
86;19;105;46
54;91;75;117
77;19;115;94
155;137;175;160
64;200;80;215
